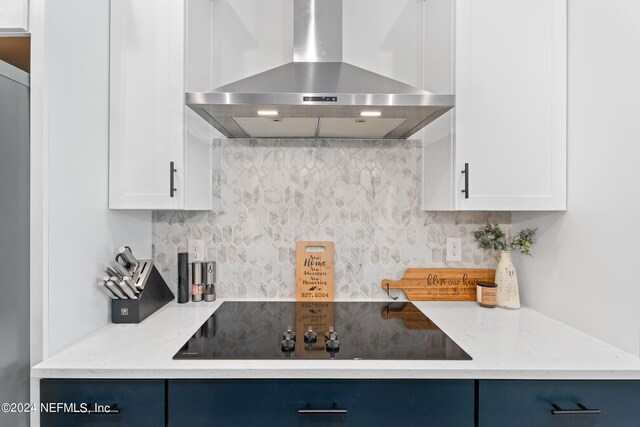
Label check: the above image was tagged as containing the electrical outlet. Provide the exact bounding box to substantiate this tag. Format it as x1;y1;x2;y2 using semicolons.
188;239;205;262
446;237;462;262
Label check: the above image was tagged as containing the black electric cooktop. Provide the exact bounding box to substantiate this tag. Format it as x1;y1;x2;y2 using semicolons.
173;301;471;360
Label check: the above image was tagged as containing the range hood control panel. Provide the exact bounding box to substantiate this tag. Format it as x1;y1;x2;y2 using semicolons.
303;96;338;102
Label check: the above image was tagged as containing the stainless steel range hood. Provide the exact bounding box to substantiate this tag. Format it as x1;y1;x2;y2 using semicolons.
186;0;454;139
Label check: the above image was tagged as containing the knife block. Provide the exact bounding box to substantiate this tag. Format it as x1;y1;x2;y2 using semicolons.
111;261;174;324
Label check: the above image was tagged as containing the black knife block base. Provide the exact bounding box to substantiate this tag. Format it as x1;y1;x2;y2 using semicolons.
111;263;174;324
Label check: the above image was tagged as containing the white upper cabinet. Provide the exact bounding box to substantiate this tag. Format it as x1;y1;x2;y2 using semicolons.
423;0;567;211
0;0;28;32
109;0;213;210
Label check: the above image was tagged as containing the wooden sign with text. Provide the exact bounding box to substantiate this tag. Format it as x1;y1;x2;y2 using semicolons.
296;241;334;301
381;268;496;301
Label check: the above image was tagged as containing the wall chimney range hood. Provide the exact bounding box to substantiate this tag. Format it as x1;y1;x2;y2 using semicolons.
186;0;454;139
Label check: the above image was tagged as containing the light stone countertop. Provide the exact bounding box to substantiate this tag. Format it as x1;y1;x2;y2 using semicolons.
31;299;640;380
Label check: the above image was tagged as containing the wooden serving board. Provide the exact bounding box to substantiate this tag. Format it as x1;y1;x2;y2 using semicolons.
296;241;334;301
381;268;495;301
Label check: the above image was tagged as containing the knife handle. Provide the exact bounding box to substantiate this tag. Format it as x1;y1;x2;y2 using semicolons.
123;277;140;295
115;280;137;299
104;281;127;299
110;261;130;279
98;282;118;299
105;267;122;282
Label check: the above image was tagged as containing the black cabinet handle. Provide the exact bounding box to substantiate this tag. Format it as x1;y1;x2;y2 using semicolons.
70;403;120;415
170;161;177;197
461;162;469;199
551;403;602;416
298;402;347;415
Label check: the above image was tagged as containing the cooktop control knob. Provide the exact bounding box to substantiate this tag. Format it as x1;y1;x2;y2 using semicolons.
325;338;340;353
324;327;338;341
282;327;296;341
303;327;317;343
281;338;296;353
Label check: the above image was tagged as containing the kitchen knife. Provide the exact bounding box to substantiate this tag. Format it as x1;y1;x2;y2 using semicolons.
116;246;140;273
115;279;138;299
110;276;137;299
105;266;124;282
122;276;140;295
104;280;128;299
110;261;131;280
97;281;118;299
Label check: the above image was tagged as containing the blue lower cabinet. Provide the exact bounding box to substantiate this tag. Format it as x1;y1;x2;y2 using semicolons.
39;379;164;427
41;377;640;426
478;380;640;427
168;379;474;427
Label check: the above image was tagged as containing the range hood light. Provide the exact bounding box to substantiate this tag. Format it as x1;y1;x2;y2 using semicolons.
257;110;279;116
360;111;382;117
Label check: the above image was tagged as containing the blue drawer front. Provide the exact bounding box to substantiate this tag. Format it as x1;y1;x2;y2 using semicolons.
479;380;640;427
168;379;474;427
40;379;164;427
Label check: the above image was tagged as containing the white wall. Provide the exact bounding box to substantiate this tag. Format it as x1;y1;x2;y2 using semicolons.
513;0;640;356
30;0;152;363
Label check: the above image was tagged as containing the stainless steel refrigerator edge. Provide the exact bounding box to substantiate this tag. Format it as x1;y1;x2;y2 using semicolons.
0;59;30;427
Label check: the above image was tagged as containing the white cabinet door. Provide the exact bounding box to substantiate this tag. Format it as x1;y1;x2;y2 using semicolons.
109;0;213;210
0;0;28;31
109;0;184;209
455;0;566;211
423;0;567;211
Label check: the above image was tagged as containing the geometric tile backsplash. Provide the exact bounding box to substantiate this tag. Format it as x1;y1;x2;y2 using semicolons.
152;138;511;299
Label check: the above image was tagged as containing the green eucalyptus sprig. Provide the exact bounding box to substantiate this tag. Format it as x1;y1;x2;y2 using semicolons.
511;228;537;255
473;223;537;256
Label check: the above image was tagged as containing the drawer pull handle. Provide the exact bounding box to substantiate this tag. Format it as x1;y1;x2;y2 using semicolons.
298;402;347;415
70;403;120;415
551;403;602;416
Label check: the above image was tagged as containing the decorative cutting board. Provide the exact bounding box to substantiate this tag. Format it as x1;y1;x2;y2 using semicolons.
296;241;335;301
381;268;496;301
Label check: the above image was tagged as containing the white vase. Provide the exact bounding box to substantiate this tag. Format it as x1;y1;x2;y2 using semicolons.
495;250;520;309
